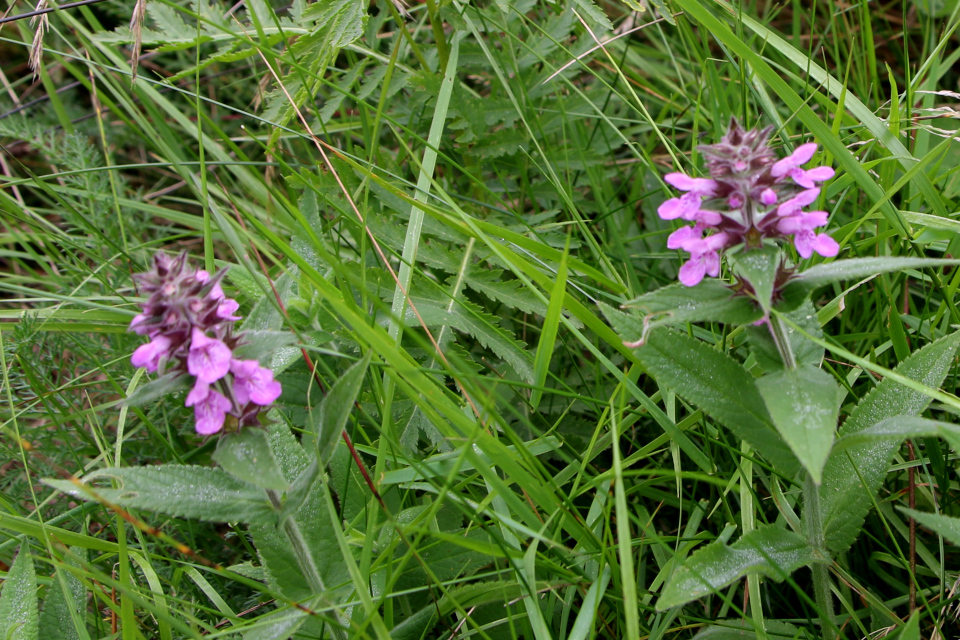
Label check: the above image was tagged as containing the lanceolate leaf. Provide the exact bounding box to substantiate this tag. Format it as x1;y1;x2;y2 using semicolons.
633;329;799;476
38;552;85;640
833;416;960;455
819;331;960;554
898;508;960;549
0;545;39;640
616;281;762;333
307;354;370;468
44;466;278;525
728;245;780;314
658;525;819;611
782;257;960;297
756;365;843;484
692;620;802;639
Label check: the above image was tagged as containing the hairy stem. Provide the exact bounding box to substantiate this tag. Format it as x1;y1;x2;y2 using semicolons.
804;475;836;640
768;313;797;369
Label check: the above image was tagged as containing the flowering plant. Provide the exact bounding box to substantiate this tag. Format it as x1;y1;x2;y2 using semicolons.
601;119;960;635
129;252;281;435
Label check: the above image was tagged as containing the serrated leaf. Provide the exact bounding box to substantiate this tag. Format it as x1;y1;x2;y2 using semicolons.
632;329;799;476
757;365;843;484
399;296;535;383
819;331;960;554
463;270;549;317
233;331;298;364
657;525;819;610
43;466;277;525
213;428;289;491
0;545;39;640
264;0;367;128
746;301;824;372
614;281;763;335
38;552;85;640
572;0;613;30
122;372;190;407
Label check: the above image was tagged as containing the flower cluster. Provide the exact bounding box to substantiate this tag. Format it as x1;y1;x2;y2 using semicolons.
659;120;839;287
129;253;282;435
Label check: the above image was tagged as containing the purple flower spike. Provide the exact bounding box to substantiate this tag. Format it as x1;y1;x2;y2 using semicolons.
187;328;232;383
678;233;729;287
186;384;233;435
777;211;839;259
771;143;834;188
230;359;283;405
131;335;173;372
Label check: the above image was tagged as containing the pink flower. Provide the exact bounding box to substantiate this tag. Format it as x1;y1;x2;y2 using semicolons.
230;359;282;406
667;223;704;251
131;335;172;372
216;298;241;321
771;143;835;188
185;383;232;435
657;173;719;221
678;232;729;287
776;188;820;217
759;188;778;206
187;328;232;383
777;211;839;259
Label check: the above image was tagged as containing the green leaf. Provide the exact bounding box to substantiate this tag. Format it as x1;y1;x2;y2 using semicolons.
728;246;780;314
240;604;308;640
833;416;960;454
463;270;549;318
278;459;320;525
756;365;843;484
250;424;348;608
898;508;960;548
783;258;960;298
38;552;85;640
0;545;39;640
232;331;299;364
122;372;190;407
530;248;567;409
819;331;960;554
213;428;290;491
44;466;278;525
633;329;799;476
306;354;370;467
615;281;763;336
658;525;819;611
746;301;824;372
691;620;802;639
572;0;613;30
399;296;534;382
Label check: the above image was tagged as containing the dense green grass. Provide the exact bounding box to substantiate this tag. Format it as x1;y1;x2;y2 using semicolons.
2;0;960;638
